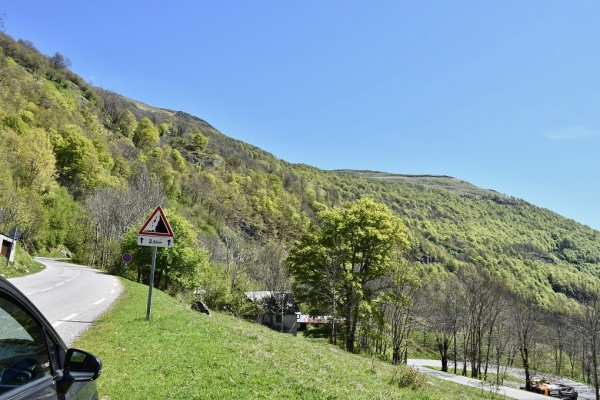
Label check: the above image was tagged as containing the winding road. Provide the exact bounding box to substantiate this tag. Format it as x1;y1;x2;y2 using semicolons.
9;257;122;346
409;359;596;400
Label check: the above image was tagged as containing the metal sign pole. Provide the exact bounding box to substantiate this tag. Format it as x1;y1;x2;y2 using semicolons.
146;246;158;321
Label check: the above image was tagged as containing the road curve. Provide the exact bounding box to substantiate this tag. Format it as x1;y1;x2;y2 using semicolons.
408;359;550;400
9;257;122;346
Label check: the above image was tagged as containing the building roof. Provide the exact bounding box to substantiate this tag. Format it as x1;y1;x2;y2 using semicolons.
245;291;296;314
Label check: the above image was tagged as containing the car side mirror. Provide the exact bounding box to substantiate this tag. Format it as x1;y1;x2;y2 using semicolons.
63;348;102;382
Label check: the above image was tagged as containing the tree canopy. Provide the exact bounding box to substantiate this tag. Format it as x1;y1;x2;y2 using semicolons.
288;198;410;352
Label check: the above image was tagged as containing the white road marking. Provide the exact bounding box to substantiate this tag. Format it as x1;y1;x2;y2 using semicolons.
52;313;78;327
94;298;106;305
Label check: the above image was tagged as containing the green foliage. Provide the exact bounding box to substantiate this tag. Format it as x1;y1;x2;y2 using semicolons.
172;149;189;175
133;117;159;151
1;30;600;321
195;262;233;310
10;127;56;192
37;186;80;250
389;364;427;390
289;198;410;352
51;124;115;196
118;109;137;138
3;112;28;134
192;132;208;150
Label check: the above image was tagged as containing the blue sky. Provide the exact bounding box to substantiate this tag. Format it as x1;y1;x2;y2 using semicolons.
3;1;600;229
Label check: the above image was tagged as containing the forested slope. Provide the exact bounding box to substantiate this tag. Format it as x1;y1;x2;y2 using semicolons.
1;31;599;309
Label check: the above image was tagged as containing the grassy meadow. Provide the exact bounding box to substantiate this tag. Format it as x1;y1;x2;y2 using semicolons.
74;278;508;399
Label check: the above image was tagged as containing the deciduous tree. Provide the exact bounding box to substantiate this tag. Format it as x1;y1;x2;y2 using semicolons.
118;109;137;138
257;240;291;332
14;127;56;192
379;253;422;365
51;124;114;197
48;51;71;70
509;293;543;391
289;198;410;352
133;117;159;151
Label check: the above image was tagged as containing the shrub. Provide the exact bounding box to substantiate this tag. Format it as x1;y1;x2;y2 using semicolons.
390;365;426;390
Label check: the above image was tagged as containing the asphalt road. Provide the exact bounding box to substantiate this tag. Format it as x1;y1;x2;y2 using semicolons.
408;359;594;400
9;257;122;346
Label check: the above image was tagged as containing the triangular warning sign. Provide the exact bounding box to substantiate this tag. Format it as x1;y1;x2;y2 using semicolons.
138;206;174;237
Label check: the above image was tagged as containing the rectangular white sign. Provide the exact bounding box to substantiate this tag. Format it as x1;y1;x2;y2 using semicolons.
137;235;174;248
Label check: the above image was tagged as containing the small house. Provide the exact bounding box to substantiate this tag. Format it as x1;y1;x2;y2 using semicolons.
245;291;299;335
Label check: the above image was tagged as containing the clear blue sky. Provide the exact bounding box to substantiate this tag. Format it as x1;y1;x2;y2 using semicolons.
4;1;600;229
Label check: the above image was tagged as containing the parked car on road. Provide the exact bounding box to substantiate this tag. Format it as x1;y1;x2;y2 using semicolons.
520;379;578;399
0;275;102;399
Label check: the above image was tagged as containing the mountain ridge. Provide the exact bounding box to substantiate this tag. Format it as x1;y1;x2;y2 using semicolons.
331;169;509;199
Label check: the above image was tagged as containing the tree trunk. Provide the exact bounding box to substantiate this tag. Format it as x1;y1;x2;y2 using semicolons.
331;297;337;345
452;324;457;375
347;304;360;353
593;330;599;400
521;346;531;391
437;337;449;372
483;324;494;380
344;301;353;353
392;344;401;366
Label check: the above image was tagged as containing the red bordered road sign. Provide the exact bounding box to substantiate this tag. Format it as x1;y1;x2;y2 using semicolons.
138;206;174;237
138;206;174;247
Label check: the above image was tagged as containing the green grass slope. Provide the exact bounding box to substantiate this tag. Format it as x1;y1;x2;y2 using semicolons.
75;279;505;400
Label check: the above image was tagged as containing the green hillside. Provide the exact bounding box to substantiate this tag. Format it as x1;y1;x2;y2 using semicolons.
1;30;598;300
1;30;600;390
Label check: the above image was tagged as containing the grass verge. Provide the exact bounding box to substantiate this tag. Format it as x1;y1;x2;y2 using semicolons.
0;247;44;278
75;278;508;399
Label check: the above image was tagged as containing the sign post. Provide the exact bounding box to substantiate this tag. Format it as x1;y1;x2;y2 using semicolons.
122;252;132;271
137;206;174;321
146;246;157;321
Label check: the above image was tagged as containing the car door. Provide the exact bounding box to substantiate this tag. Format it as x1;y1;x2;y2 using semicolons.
0;292;60;400
0;277;101;400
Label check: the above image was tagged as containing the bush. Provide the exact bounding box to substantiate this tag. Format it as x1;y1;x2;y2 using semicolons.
390;365;426;390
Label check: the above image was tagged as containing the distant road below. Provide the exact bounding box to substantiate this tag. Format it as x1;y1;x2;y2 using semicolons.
9;258;122;346
410;359;561;400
